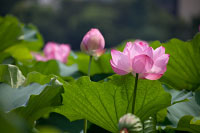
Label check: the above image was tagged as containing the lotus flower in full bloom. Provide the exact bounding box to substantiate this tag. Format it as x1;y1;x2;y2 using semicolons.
32;42;71;63
110;40;169;80
80;28;105;57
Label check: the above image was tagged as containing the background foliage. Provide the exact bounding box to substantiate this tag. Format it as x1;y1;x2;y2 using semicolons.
0;2;200;132
1;0;199;50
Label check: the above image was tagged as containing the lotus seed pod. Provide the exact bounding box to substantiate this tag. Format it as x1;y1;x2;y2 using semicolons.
118;113;143;133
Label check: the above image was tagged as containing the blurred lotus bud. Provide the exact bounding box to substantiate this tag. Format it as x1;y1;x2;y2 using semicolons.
118;113;143;133
80;28;105;57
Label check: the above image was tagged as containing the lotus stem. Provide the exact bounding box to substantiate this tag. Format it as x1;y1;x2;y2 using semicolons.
84;55;93;133
132;73;139;114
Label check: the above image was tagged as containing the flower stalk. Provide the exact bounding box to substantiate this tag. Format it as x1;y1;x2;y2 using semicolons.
84;119;88;133
84;55;93;133
132;73;139;114
88;55;93;77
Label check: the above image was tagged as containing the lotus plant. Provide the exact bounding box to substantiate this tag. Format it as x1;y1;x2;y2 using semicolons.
110;40;169;114
80;28;105;133
32;42;71;63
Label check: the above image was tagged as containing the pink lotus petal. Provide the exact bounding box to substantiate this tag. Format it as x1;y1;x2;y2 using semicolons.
110;49;132;74
110;60;130;75
144;73;163;80
132;54;153;73
81;28;105;57
123;42;133;56
60;44;70;55
150;65;167;75
153;46;165;60
80;42;88;52
144;47;153;59
32;53;48;61
134;40;149;51
58;44;71;63
130;42;143;58
44;42;59;59
132;72;146;79
34;42;71;63
95;49;106;57
154;54;169;68
129;40;150;59
148;54;169;76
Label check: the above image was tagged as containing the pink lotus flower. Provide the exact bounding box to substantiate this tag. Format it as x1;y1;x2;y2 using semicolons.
32;42;71;63
110;40;169;80
80;28;105;57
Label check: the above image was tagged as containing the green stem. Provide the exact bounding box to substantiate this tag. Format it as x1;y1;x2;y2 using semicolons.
84;119;88;133
132;73;139;114
88;55;93;77
84;55;93;133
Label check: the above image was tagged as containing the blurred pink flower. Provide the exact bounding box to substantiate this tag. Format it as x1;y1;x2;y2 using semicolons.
32;52;48;62
32;42;71;63
80;28;105;57
110;40;169;80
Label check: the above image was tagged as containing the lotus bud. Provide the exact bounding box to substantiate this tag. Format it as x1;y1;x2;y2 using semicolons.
80;28;105;57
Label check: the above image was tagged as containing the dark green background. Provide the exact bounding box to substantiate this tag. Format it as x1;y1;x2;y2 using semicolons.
1;0;199;50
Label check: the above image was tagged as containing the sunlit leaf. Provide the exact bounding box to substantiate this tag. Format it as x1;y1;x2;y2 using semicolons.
0;83;45;112
4;45;33;61
55;74;171;132
18;24;44;51
68;52;113;76
0;16;44;63
0;110;30;133
157;87;200;132
0;64;25;88
0;64;64;126
10;78;63;126
167;92;200;127
23;71;55;86
164;85;193;104
175;115;200;132
0;15;22;52
150;33;200;90
17;60;78;78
